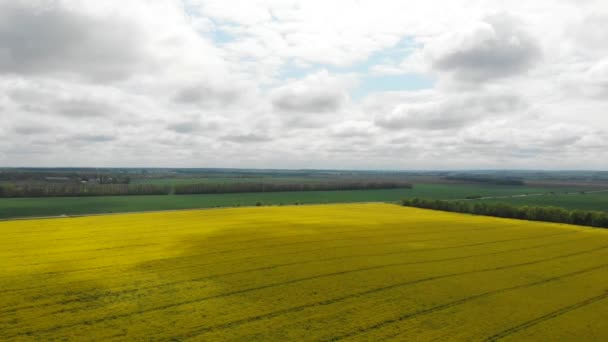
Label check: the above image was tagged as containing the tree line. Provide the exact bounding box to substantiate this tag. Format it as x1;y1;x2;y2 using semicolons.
0;170;131;184
445;175;524;186
400;198;608;228
0;183;169;197
173;181;412;195
0;181;412;198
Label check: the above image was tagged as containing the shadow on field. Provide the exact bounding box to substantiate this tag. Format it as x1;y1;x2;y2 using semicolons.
131;218;347;280
127;217;377;308
0;263;128;339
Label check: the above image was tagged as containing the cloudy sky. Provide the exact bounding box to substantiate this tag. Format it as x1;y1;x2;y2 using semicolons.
1;0;607;169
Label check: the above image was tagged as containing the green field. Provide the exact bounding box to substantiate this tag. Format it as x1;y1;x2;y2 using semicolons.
130;176;337;185
480;191;608;212
0;184;592;219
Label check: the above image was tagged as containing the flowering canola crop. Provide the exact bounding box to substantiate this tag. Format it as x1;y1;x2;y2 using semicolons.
1;203;608;341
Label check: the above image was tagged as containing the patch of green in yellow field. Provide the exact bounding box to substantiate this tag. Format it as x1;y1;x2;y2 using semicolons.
2;203;608;341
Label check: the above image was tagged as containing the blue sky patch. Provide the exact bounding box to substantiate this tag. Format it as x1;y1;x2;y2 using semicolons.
210;28;235;44
278;37;432;99
351;74;434;100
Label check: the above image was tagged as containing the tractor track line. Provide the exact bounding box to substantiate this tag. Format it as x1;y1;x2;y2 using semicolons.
0;224;527;282
6;242;608;339
2;222;502;262
5;234;588;317
0;226;506;294
328;265;608;340
170;250;608;340
0;230;575;301
483;291;608;341
1;224;418;257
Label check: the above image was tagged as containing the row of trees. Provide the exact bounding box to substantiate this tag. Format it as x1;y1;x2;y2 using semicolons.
0;171;131;184
445;175;524;186
0;184;169;197
0;181;412;198
400;198;608;228
173;181;413;195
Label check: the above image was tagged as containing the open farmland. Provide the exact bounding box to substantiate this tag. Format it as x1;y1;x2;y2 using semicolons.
480;190;608;212
2;203;608;340
0;183;591;219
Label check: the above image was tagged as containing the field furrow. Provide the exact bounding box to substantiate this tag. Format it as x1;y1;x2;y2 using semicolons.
1;203;607;341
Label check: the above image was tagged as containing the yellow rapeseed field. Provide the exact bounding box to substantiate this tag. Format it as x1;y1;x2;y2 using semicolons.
2;203;608;341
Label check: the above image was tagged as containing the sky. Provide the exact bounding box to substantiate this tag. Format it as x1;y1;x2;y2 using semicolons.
1;0;607;170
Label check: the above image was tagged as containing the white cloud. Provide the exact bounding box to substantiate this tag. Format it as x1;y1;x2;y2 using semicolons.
0;0;607;169
586;59;608;94
330;121;377;138
0;1;153;81
271;70;354;113
374;92;525;131
402;13;541;83
222;133;273;143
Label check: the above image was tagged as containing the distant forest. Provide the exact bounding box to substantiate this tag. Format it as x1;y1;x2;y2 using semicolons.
173;181;412;195
0;181;412;198
0;184;168;197
444;174;525;186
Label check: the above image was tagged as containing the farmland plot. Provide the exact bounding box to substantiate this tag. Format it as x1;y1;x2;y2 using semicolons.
1;203;608;341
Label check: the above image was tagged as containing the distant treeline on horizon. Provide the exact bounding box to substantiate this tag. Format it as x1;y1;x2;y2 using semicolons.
0;181;413;198
444;174;525;186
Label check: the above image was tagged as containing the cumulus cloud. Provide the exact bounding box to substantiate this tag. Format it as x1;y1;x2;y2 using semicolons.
456;122;598;167
330;121;377;138
1;0;607;169
8;83;118;118
403;13;541;83
12;122;51;135
556;57;608;100
170;74;259;108
53;99;116;118
570;12;608;57
374;92;525;130
173;84;240;106
271;70;354;113
68;134;117;143
0;1;149;81
166;115;225;134
222;133;273;143
586;59;608;94
167;121;202;134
